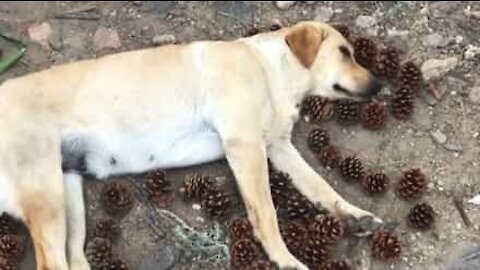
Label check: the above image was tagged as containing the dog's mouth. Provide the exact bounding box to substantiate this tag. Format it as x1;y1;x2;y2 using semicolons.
333;83;353;97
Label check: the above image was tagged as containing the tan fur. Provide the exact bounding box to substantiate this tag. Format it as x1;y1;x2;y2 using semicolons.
285;23;324;68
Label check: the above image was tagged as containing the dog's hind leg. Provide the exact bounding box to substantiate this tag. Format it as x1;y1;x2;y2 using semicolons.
64;173;90;270
268;140;381;222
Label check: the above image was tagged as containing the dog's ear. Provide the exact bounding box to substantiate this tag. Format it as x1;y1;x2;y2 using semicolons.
285;24;325;69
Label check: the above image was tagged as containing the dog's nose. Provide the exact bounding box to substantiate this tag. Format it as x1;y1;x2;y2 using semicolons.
362;79;382;98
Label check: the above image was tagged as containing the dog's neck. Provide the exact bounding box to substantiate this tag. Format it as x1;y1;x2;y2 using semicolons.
242;31;314;119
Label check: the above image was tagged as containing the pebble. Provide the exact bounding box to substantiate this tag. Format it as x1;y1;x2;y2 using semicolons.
387;28;409;38
421;33;448;48
468;86;480;104
93;27;121;52
430;130;447;144
28;22;53;51
275;1;296;10
152;34;176;46
314;7;334;22
464;44;480;60
444;141;463;152
355;15;378;36
192;203;202;211
421;57;458;80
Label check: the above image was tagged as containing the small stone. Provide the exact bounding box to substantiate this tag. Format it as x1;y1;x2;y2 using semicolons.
465;45;480;60
421;57;458;80
93;27;121;52
421;33;448;48
192;203;202;211
314;7;334;22
275;1;296;10
430;130;447;144
28;22;53;51
387;28;409;38
152;34;176;46
444;141;463;152
355;15;378;36
455;35;464;44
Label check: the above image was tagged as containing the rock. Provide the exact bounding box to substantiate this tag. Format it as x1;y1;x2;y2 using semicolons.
430;130;447;145
421;33;448;48
276;1;296;10
469;195;480;205
28;22;53;51
314;7;334;22
387;28;409;38
469;86;480;104
152;34;176;46
465;44;480;60
93;27;121;52
421;57;458;80
444;140;463;152
354;15;378;36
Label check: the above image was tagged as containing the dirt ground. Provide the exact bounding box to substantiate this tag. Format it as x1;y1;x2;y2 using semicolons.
0;1;479;270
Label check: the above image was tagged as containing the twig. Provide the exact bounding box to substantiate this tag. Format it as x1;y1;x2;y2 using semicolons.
453;194;472;227
54;13;101;20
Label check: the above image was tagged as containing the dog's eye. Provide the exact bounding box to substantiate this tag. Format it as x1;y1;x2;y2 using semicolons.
339;46;352;58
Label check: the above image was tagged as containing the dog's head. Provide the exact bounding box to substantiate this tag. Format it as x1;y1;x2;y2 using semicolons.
285;22;381;100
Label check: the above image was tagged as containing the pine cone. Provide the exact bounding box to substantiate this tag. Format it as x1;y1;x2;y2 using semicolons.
228;218;254;241
360;101;387;130
299;236;330;268
308;215;345;243
339;156;365;182
321;259;351;270
334;25;350;40
335;100;360;124
398;62;423;91
318;145;342;168
0;257;15;270
397;168;428;200
145;170;172;208
286;192;316;221
93;219;118;241
0;235;23;261
244;27;260;37
301;96;334;123
101;182;134;215
308;128;330;152
246;260;279;270
280;221;307;255
86;237;113;270
363;173;389;195
0;214;15;237
408;203;435;230
180;174;217;201
374;46;400;79
231;238;260;268
202;189;231;218
354;37;377;68
391;87;414;121
269;171;294;208
370;230;401;260
107;259;129;270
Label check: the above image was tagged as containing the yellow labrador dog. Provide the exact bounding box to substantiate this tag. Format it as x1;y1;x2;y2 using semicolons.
0;21;382;270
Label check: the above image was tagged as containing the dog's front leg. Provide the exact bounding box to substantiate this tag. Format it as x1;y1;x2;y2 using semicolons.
269;139;381;221
223;138;308;270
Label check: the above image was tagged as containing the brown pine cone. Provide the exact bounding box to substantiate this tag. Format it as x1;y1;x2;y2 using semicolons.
0;214;16;237
145;170;172;208
354;37;377;68
398;62;423;91
231;238;261;268
308;128;330;152
397;168;428;200
321;259;351;270
0;235;23;261
370;230;401;260
107;259;129;270
93;219;118;241
280;221;307;255
301;96;334;123
363;173;389;195
86;237;113;270
246;260;279;270
179;174;217;201
101;182;134;215
269;171;295;208
0;257;16;270
374;46;400;79
308;215;345;243
335;100;360;125
318;145;342;168
299;236;330;268
334;25;350;40
391;87;414;121
339;156;365;182
360;101;387;130
408;203;435;230
202;189;231;218
228;218;254;241
286;192;316;221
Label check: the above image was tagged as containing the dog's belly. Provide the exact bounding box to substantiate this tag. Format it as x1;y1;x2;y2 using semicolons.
61;125;225;179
